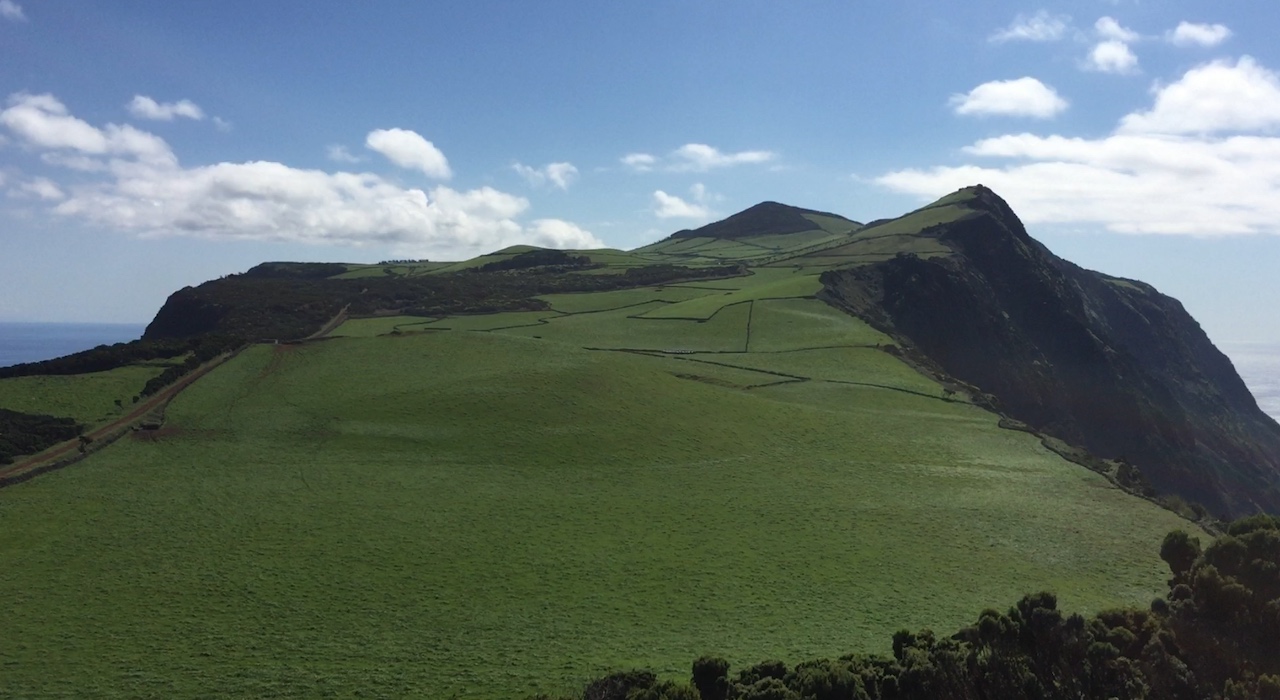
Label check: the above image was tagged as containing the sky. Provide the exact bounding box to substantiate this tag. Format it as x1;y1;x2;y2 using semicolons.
1;1;1279;347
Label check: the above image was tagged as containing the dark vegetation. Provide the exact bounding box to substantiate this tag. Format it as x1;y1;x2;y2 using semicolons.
544;516;1280;700
0;336;195;380
0;408;82;464
820;186;1280;519
475;249;593;272
0;335;242;396
144;262;743;341
668;202;856;240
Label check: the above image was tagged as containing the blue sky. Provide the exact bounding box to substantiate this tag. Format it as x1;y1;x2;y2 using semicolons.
1;1;1278;346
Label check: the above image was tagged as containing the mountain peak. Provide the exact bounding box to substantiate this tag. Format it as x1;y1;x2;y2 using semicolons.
669;201;856;240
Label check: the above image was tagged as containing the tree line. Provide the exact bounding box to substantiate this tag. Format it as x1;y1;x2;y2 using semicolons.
0;409;82;465
538;515;1280;700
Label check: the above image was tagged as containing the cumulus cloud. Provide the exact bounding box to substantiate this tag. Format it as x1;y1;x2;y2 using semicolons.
326;144;362;163
513;161;578;189
0;0;25;21
1;93;175;166
950;78;1068;119
0;93;600;258
989;11;1070;43
525;219;605;249
875;58;1280;237
1095;16;1139;42
1085;40;1139;74
1119;57;1280;134
1167;22;1232;48
127;95;205;121
623;144;775;172
652;183;715;220
365;128;451;179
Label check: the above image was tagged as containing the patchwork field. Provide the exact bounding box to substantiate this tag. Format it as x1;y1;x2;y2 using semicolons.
0;267;1195;698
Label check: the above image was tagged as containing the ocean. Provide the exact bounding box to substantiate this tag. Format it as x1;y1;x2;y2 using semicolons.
0;322;148;369
1222;342;1280;425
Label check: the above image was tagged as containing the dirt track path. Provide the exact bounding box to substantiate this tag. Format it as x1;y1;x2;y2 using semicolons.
0;351;238;484
0;305;354;487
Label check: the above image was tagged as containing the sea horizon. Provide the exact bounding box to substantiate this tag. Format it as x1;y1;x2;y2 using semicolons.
0;321;148;369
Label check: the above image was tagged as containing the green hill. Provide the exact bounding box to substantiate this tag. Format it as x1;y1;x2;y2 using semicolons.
0;186;1275;698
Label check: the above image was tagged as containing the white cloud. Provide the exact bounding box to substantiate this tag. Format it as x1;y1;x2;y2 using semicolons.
621;152;657;172
0;93;600;258
989;11;1070;43
1167;22;1232;48
1095;16;1139;42
326;144;362;163
365;128;451;179
652;183;715;220
15;177;64;200
1119;57;1280;135
949;78;1068;119
670;143;775;171
0;0;25;21
525;219;605;249
1085;40;1139;74
875;58;1280;237
1;93;175;165
127;95;205;121
623;144;775;172
513;161;578;189
212;116;232;132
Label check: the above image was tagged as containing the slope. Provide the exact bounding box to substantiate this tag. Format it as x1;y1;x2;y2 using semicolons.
821;185;1280;518
0;277;1192;698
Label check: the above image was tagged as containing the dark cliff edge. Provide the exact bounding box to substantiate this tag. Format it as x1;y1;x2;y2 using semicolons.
820;186;1280;518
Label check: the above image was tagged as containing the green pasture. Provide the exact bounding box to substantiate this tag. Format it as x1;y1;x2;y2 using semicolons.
0;324;1192;699
639;274;821;320
0;364;164;425
498;300;751;352
539;286;710;314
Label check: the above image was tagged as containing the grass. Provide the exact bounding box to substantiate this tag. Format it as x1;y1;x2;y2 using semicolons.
639;274;821;320
494;301;751;352
745;298;891;351
0;328;1192;699
0;254;1199;699
0;364;164;425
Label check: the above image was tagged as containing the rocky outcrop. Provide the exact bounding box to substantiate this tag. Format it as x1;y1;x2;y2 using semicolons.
821;186;1280;518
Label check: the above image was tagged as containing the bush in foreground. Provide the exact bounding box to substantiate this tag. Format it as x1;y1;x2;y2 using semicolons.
541;516;1280;700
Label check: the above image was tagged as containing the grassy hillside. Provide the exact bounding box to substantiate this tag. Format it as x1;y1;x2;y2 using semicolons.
0;364;166;426
0;269;1193;698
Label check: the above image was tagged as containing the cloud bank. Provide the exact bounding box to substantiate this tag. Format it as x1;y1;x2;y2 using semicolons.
0;93;603;257
877;57;1280;237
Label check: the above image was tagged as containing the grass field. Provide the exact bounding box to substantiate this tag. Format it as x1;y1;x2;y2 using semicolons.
0;247;1197;698
0;364;165;425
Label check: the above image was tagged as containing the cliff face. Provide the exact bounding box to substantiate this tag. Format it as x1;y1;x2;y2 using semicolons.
821;187;1280;518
